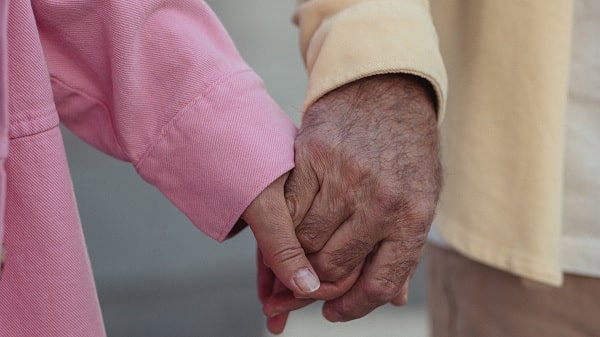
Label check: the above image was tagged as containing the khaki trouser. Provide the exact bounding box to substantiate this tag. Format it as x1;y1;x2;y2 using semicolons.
427;244;600;337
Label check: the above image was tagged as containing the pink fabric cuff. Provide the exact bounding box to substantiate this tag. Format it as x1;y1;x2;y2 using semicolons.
135;69;297;241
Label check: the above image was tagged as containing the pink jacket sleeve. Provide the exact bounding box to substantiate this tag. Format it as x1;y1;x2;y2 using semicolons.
0;0;8;266
33;0;297;241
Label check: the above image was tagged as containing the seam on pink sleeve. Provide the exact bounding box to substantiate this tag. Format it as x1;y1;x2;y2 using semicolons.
8;112;59;140
49;76;128;160
10;112;55;126
8;124;59;140
133;68;253;171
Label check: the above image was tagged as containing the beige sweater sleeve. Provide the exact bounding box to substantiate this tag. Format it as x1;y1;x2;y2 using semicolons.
294;0;447;119
429;0;573;286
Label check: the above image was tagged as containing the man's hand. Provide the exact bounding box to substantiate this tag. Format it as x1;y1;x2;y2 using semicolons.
279;74;442;322
241;173;321;300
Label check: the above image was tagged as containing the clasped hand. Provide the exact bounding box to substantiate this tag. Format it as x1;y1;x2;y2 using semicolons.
241;74;441;334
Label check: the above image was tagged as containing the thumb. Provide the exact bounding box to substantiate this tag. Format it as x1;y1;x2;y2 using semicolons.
243;173;320;296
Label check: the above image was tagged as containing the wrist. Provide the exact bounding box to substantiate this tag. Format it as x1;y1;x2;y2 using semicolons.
351;74;437;116
306;73;438;126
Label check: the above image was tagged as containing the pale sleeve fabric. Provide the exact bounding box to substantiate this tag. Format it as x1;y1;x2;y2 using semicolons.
430;0;573;286
294;0;447;120
296;0;573;286
33;0;297;241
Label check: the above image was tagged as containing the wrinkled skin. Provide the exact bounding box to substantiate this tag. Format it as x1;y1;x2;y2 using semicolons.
242;173;321;304
259;74;442;333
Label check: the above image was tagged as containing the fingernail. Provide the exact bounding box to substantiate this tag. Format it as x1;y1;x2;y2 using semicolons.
293;268;320;293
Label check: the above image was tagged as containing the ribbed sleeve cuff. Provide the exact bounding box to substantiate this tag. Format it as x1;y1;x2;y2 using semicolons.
298;0;447;122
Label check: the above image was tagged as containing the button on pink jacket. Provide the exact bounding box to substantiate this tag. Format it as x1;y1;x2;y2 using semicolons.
0;1;297;335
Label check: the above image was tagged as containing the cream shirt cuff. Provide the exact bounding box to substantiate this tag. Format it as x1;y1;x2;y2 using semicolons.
296;0;447;123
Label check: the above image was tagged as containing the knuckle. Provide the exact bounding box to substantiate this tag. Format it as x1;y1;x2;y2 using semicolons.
341;154;373;187
373;179;434;216
393;292;409;307
407;197;437;222
373;183;404;213
296;225;325;254
369;174;439;225
335;308;363;322
319;240;372;281
384;198;436;241
332;301;368;322
317;259;354;282
363;276;400;303
295;223;328;253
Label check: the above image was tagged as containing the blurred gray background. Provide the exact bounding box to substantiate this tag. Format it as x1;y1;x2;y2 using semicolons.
62;1;428;336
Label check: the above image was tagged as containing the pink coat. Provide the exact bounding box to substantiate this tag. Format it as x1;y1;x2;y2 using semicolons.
0;1;296;335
